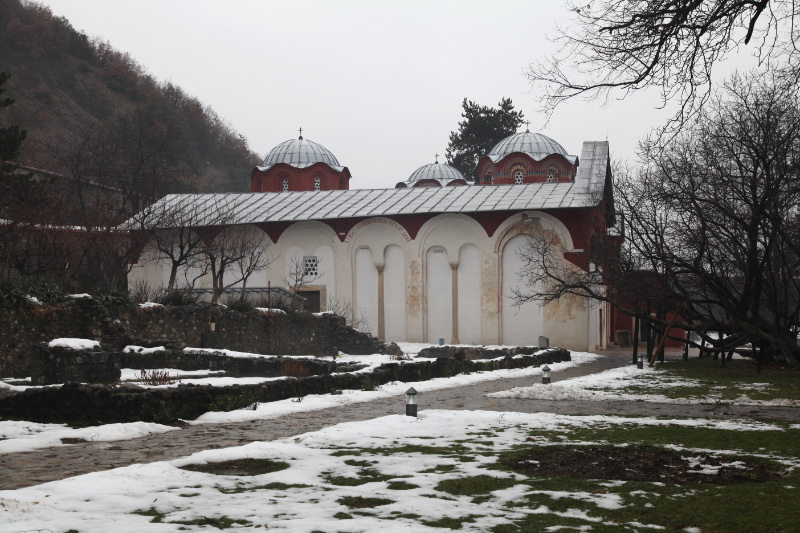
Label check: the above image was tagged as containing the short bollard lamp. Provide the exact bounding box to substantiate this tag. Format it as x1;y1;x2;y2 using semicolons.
637;353;644;369
405;387;418;417
209;321;216;332
541;365;551;385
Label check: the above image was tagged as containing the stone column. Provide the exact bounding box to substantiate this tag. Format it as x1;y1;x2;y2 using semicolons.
376;263;385;341
450;261;459;344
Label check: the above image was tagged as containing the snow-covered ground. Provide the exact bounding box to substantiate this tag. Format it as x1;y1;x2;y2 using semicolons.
0;347;598;454
190;351;600;425
489;362;800;407
0;421;177;455
0;410;786;533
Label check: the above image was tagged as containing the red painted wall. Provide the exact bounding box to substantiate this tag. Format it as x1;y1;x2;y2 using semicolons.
250;163;351;192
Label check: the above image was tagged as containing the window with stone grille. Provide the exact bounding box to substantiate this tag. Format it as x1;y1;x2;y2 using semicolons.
303;256;319;277
282;178;289;192
546;167;558;182
514;170;524;184
314;176;321;191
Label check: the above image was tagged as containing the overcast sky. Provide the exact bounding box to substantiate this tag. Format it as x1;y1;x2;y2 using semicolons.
38;0;754;190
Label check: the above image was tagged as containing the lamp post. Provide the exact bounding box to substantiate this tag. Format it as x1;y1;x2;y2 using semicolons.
541;365;551;384
405;387;418;417
210;321;216;332
637;352;644;369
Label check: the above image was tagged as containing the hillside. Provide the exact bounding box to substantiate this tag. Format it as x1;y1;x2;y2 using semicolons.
0;0;259;193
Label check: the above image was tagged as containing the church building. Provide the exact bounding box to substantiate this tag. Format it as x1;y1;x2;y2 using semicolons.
128;130;616;352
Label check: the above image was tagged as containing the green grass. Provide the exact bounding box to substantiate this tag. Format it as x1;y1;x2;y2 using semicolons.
421;514;481;529
216;482;311;494
387;480;419;490
436;474;520;496
337;496;394;508
134;414;800;532
525;421;800;457
616;358;800;402
324;466;394;486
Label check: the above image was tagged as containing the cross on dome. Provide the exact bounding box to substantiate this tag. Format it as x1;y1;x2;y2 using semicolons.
298;127;303;140
435;153;440;163
524;120;531;133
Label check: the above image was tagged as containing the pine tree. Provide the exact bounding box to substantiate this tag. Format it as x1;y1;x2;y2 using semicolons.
445;98;524;182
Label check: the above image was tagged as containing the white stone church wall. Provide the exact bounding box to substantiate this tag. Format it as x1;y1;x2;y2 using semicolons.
129;210;601;351
457;243;481;344
383;244;406;341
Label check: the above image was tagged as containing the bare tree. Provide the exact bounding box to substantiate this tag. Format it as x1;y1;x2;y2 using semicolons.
147;207;211;294
229;227;274;298
326;295;370;332
529;1;799;131
284;254;322;312
204;226;272;304
515;72;800;365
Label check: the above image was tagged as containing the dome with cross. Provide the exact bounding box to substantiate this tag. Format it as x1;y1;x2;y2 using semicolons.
487;131;570;162
396;157;468;188
258;130;343;172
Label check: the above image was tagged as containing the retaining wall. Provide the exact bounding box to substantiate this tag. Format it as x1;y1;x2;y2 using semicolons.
0;299;385;377
0;348;570;425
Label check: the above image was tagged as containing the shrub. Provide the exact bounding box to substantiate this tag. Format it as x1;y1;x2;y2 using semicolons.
95;285;136;308
130;279;166;304
158;290;198;306
252;294;292;313
23;278;66;304
138;368;180;385
223;294;255;313
0;281;32;308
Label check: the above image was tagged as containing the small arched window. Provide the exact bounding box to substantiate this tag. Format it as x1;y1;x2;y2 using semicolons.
514;169;524;184
314;176;321;191
546;167;558;183
484;172;493;185
282;178;289;192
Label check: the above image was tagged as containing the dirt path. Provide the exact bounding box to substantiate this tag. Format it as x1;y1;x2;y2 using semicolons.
2;348;798;490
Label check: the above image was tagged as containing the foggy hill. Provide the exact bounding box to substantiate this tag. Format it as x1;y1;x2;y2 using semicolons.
0;0;259;193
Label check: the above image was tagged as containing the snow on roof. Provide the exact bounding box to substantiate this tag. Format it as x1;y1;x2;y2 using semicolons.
124;141;609;229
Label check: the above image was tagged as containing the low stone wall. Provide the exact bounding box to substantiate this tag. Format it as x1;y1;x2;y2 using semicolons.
28;346;345;385
119;349;340;379
0;348;570;424
29;345;121;385
417;345;547;360
0;298;127;378
0;299;386;378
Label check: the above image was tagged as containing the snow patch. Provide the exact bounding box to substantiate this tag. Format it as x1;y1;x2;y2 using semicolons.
48;338;100;351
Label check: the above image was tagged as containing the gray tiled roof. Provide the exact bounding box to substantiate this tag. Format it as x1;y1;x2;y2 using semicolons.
125;141;609;229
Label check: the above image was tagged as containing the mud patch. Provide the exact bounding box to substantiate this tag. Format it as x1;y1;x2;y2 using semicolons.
501;445;782;485
180;458;289;476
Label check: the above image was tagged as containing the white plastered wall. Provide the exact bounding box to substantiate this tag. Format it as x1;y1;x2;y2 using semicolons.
384;244;407;341
274;221;337;310
416;214;489;344
494;211;590;351
346;219;410;338
130;209;598;351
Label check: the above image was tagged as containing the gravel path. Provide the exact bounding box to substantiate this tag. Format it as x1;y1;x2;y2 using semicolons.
2;348;798;490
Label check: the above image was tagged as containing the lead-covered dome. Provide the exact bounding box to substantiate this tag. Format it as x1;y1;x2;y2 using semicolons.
258;137;343;171
407;163;466;185
487;132;570;162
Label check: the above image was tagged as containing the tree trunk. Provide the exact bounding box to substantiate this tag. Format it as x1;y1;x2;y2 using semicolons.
167;264;178;293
